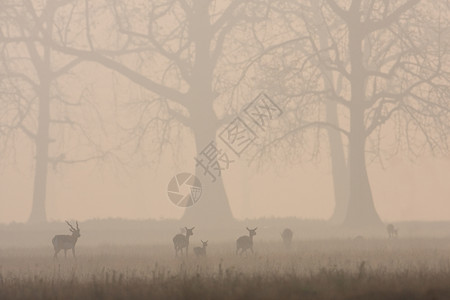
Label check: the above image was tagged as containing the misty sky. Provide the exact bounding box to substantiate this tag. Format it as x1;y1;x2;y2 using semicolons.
1;151;449;223
0;0;449;224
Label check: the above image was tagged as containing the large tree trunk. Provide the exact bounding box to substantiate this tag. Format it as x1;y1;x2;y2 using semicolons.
28;8;55;223
180;1;235;227
345;105;382;228
327;101;349;224
311;0;350;224
28;82;50;223
343;22;382;229
181;117;235;227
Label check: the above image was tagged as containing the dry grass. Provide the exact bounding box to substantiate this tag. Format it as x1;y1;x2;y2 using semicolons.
1;238;450;299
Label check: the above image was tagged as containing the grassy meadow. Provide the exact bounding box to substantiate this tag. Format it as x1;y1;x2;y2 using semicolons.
1;238;450;299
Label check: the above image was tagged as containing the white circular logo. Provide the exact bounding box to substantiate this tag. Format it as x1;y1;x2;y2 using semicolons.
167;173;202;207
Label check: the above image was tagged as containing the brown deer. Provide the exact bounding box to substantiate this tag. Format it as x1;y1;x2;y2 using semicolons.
236;227;257;255
52;221;81;258
386;224;398;238
193;240;208;257
173;227;194;257
281;228;293;248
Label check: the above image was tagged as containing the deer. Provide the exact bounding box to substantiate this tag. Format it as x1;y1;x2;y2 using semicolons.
52;221;81;259
173;227;194;257
281;228;293;248
386;224;398;238
193;240;208;257
236;227;257;255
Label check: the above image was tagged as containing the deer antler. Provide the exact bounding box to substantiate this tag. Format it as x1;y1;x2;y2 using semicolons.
66;220;76;231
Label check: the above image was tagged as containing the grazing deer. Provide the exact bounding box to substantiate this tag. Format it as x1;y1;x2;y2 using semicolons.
193;240;208;257
52;221;81;258
386;224;398;238
281;228;293;248
173;226;194;257
236;227;257;255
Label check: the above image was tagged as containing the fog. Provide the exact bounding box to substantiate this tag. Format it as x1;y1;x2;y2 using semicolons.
0;1;449;298
1;154;450;223
0;0;449;227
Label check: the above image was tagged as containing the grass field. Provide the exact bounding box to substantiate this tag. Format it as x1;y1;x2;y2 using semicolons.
1;238;450;299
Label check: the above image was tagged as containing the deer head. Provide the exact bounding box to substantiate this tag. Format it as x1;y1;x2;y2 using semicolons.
185;226;195;237
66;221;81;238
247;227;257;237
201;240;208;248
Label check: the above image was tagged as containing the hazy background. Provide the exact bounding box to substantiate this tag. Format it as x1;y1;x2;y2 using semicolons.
0;0;449;226
1;147;449;223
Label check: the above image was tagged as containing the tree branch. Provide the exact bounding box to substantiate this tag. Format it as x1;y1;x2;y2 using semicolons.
52;44;188;106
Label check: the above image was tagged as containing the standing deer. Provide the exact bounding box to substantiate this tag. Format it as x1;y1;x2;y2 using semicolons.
281;228;293;248
193;240;208;257
386;224;398;238
236;227;257;255
173;227;194;257
52;221;81;258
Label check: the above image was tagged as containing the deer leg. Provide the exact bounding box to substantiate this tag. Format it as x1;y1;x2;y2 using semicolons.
72;248;76;258
54;249;60;259
64;249;67;258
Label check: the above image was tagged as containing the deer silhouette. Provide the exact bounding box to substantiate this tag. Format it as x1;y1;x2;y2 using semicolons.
52;221;80;258
193;240;208;257
281;228;293;248
173;227;194;257
236;227;257;255
386;224;398;238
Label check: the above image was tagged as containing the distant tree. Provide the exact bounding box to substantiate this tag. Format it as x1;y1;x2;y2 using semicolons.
0;0;108;223
254;0;450;228
51;0;287;225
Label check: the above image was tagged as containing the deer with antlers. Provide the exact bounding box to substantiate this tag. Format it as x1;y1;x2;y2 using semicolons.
236;227;257;255
52;221;81;258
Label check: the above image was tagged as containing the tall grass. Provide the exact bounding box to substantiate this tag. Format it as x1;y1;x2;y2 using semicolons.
0;238;449;299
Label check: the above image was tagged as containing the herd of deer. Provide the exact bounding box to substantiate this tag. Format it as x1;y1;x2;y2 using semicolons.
52;221;399;259
172;226;262;257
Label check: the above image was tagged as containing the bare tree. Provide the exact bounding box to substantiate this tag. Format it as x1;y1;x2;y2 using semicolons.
326;0;449;227
254;0;450;228
0;0;108;223
51;0;276;225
